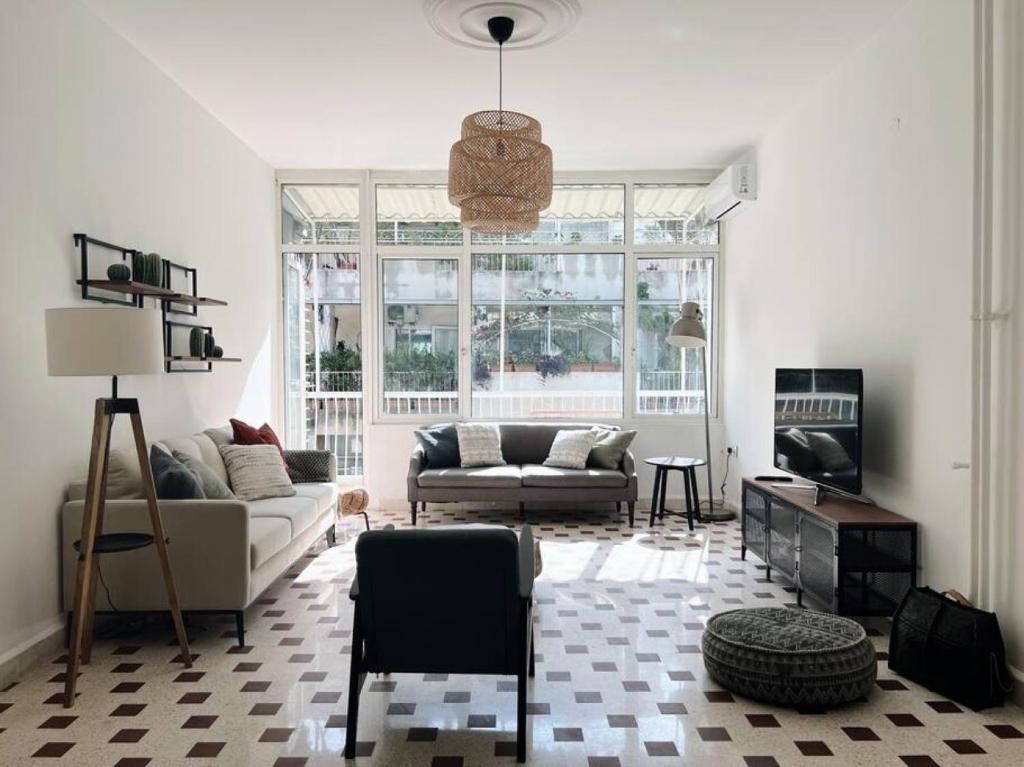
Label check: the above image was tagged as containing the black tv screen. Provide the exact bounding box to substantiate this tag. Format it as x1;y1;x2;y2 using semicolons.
774;368;863;495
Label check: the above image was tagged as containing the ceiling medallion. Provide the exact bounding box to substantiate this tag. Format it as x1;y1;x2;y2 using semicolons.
424;0;581;50
447;16;553;235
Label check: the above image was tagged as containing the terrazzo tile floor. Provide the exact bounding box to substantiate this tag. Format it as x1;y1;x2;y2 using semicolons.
1;505;1022;766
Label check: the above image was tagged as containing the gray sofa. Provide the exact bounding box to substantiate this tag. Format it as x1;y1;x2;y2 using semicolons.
408;422;638;526
61;425;338;645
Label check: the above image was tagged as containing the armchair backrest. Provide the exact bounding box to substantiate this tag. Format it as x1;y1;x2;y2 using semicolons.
353;527;529;675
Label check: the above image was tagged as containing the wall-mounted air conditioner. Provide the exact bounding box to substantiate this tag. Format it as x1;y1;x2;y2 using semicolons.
704;163;757;221
387;304;418;324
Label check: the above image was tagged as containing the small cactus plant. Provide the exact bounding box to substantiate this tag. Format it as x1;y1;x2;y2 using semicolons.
189;327;206;357
204;333;216;357
107;262;131;281
212;345;224;358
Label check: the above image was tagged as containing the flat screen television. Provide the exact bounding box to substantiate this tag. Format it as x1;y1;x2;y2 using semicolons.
774;368;863;496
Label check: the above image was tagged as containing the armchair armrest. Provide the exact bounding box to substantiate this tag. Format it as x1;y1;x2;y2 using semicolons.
407;444;426;500
283;449;337;483
518;524;535;598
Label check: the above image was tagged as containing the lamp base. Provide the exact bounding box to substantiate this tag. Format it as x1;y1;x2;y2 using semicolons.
699;499;736;522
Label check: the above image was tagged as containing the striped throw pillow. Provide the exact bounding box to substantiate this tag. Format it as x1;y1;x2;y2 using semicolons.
219;444;295;501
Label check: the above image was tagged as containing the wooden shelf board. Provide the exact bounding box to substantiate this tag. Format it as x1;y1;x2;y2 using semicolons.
164;295;228;307
78;279;177;298
165;356;241;363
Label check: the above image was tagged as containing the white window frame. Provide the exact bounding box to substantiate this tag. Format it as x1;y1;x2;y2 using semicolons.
277;169;722;429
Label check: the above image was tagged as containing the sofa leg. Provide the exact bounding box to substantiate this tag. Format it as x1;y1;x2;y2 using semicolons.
325;524;337;547
627;501;635;528
235;611;245;647
518;501;525;521
410;502;417;526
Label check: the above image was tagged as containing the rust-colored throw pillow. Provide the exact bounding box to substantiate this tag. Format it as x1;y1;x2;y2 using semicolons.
230;418;285;460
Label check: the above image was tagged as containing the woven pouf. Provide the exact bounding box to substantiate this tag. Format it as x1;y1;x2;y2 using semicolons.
702;607;877;707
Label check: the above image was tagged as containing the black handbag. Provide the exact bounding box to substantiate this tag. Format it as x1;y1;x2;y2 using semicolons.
888;586;1012;710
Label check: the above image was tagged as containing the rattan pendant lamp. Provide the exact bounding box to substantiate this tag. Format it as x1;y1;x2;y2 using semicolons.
448;16;553;234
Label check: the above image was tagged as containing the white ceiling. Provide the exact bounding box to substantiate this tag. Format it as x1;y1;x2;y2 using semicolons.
82;0;907;170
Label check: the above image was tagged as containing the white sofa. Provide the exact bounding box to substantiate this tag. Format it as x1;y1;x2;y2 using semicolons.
61;425;338;645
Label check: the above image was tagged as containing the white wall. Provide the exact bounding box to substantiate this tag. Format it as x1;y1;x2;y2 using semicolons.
722;0;974;589
0;0;277;667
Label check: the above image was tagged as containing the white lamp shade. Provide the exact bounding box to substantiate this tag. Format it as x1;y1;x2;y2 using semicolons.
665;301;707;348
46;307;165;377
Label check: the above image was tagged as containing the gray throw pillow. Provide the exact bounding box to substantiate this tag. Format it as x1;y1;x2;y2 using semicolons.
588;429;637;470
414;423;461;468
150;446;205;500
219;444;296;501
172;449;235;500
544;429;598;470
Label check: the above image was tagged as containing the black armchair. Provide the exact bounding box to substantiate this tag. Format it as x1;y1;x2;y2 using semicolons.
345;525;536;761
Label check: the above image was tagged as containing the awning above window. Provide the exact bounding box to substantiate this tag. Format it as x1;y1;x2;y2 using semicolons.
284;182;708;224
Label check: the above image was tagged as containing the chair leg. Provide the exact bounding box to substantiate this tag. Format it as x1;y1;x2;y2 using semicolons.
235;611;245;647
325;524;337;547
410;502;417;526
516;664;527;763
627;501;635;528
616;501;622;514
360;511;370;531
421;501;426;513
518;501;525;521
649;468;662;527
529;626;536;678
345;612;366;759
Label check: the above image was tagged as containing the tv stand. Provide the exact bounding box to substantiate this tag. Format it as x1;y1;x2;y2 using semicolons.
741;478;917;616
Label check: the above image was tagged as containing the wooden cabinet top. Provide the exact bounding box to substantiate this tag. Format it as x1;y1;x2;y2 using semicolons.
743;478;916;528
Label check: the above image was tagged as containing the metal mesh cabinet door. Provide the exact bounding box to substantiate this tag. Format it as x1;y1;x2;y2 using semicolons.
797;514;836;612
742;485;768;565
837;526;916;616
768;499;797;582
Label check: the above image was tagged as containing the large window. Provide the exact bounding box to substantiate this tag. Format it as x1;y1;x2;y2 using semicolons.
472;254;624;418
282;174;720;430
281;184;364;475
381;259;459;415
636;257;714;415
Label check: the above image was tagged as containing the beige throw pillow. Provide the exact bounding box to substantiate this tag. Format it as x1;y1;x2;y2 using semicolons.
219;444;295;501
588;429;637;470
456;423;506;468
543;429;598;470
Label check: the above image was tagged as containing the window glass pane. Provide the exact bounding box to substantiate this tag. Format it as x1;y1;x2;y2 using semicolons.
284;253;363;476
634;184;719;245
382;259;459;414
471;184;625;246
636;257;713;415
281;185;360;246
376;185;462;246
472;253;624;419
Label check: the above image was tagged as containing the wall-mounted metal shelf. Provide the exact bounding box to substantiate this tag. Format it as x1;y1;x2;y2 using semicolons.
74;233;238;374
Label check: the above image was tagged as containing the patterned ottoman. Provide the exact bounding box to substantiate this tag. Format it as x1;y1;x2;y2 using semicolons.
702;608;877;707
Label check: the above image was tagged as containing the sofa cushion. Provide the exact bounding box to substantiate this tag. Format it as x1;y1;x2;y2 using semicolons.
220;444;296;501
248;495;320;537
292;483;339;515
173;449;235;500
521;464;628;488
418;465;522;489
250;517;292;570
187;434;230;484
498;423;616;466
415;423;461;468
150;446;205;499
588;429;637;470
456;423;505;467
544;429;598;469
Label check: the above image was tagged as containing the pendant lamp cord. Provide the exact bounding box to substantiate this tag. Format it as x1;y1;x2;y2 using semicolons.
498;40;503;126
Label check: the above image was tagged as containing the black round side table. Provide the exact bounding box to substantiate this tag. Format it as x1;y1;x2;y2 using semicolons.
644;456;707;530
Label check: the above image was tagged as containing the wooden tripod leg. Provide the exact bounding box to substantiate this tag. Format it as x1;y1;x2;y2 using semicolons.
64;401;113;707
129;411;192;667
82;413;113;665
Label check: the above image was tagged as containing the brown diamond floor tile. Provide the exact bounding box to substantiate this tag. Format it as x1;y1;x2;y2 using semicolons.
704;690;734;702
588;759;621;767
746;714;780;728
241;680;272;692
900;757;940;767
945;739;985;754
249;703;281;716
182;715;217;729
644;741;679;757
986;724;1024;738
114;759;151;767
467;714;496;728
177;692;211;704
111;704;146;717
273;759;308;767
887;713;924;727
110;728;148;743
554;727;584;742
325;715;347;728
575;691;602;703
33;742;74;758
607;714;638;728
311;691;342;704
843;726;880;741
39;715;76;729
431;758;463;767
743;758;780;767
926;700;962;713
698;727;731;742
407;727;438;742
795;740;833;756
657;701;688;715
186;742;224;758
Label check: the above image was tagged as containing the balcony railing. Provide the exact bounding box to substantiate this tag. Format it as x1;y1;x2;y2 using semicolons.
299;370;709;476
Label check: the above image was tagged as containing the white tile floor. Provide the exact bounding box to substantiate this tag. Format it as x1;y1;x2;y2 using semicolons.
0;504;1021;766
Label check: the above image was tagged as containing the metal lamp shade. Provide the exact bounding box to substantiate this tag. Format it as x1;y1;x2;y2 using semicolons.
46;307;165;377
665;302;707;348
448;110;553;234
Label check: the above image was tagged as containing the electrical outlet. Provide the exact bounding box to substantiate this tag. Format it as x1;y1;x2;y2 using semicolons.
723;445;738;457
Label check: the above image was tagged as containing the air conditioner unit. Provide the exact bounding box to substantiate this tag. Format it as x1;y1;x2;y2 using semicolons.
387;304;418;324
704;163;757;221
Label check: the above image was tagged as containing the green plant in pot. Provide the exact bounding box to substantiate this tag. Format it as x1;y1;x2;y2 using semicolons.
107;262;131;282
189;327;206;357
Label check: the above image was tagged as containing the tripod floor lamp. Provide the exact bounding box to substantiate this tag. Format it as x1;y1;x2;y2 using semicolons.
665;302;734;522
46;307;192;707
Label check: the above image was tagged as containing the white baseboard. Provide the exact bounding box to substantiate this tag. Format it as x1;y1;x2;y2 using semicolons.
1008;664;1024;708
0;616;65;691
